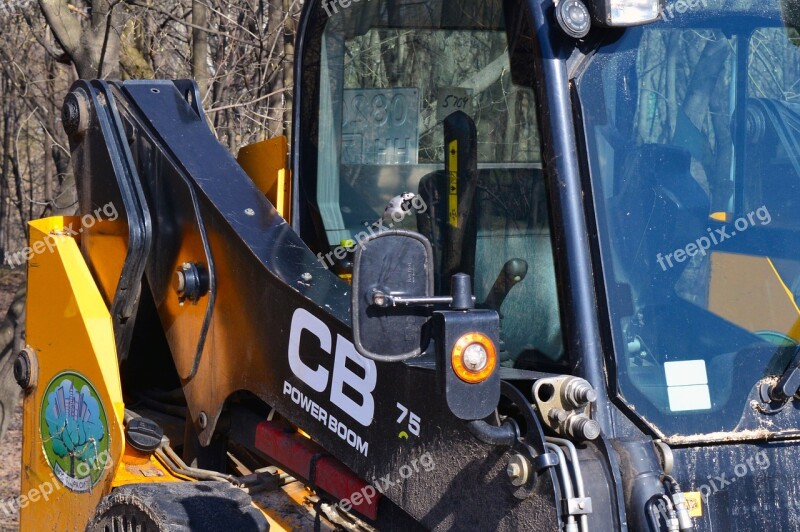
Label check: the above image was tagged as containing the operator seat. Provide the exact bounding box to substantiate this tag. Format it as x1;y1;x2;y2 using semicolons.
611;143;710;307
417;167;563;367
614;144;760;415
610;144;761;358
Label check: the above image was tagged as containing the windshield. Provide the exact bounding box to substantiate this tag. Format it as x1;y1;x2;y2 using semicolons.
578;2;800;439
304;0;566;369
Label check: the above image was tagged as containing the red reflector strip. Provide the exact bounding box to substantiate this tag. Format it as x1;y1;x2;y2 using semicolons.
254;421;380;520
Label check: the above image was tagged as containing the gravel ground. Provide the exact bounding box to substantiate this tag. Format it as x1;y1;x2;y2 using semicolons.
0;268;24;531
0;404;20;531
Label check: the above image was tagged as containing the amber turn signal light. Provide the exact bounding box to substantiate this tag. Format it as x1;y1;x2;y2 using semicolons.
451;332;497;383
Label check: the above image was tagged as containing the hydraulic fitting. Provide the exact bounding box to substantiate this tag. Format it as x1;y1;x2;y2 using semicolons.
672;491;694;531
561;376;598;408
565;414;601;441
533;376;601;441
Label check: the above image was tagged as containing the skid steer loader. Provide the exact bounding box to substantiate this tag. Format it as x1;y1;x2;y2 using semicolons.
13;0;800;530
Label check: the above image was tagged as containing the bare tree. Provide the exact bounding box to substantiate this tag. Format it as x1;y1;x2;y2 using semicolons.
39;0;125;79
0;0;304;443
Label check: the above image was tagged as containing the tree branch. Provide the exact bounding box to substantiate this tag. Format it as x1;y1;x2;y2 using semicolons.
22;11;64;60
38;0;83;63
95;0;123;78
207;86;292;113
127;0;255;45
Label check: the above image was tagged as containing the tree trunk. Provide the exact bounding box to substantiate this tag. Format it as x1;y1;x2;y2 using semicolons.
267;0;286;138
0;74;13;265
192;0;209;96
0;286;25;443
39;0;124;79
283;0;296;138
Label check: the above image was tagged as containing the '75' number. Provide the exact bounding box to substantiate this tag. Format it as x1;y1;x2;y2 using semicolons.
396;403;421;437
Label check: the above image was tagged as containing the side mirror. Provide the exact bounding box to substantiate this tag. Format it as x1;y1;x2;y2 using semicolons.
352;231;434;361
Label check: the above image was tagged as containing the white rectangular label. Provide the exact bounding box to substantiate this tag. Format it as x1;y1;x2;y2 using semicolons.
667;385;712;412
664;360;708;387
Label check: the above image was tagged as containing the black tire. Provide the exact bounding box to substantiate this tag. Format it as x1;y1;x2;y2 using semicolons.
86;481;269;532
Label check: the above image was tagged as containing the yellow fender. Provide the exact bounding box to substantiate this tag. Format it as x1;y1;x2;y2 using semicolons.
19;217;124;531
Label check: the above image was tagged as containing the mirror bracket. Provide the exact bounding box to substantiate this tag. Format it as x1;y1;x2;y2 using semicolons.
433;308;501;420
370;272;476;310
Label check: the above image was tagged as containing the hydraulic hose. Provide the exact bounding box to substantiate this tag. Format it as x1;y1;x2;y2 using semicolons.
546;442;578;532
466;419;519;446
547;437;589;532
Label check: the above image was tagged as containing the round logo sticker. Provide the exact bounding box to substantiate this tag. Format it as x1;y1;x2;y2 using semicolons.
40;372;110;492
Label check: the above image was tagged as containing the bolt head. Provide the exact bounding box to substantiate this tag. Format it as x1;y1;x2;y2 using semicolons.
583;419;601;440
549;408;568;423
507;462;521;478
507;454;531;487
584;388;598;403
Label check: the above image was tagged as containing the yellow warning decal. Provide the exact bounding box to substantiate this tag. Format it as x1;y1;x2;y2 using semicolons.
448;139;458;227
684;492;703;517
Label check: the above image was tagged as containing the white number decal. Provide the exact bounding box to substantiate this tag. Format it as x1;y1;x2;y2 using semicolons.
396;402;421;436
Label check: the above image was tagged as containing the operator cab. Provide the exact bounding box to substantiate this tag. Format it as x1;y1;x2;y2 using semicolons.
295;0;800;444
578;5;800;440
295;0;566;371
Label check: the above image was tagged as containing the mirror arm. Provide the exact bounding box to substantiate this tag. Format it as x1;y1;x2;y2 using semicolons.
371;273;477;310
375;293;457;307
371;290;477;308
